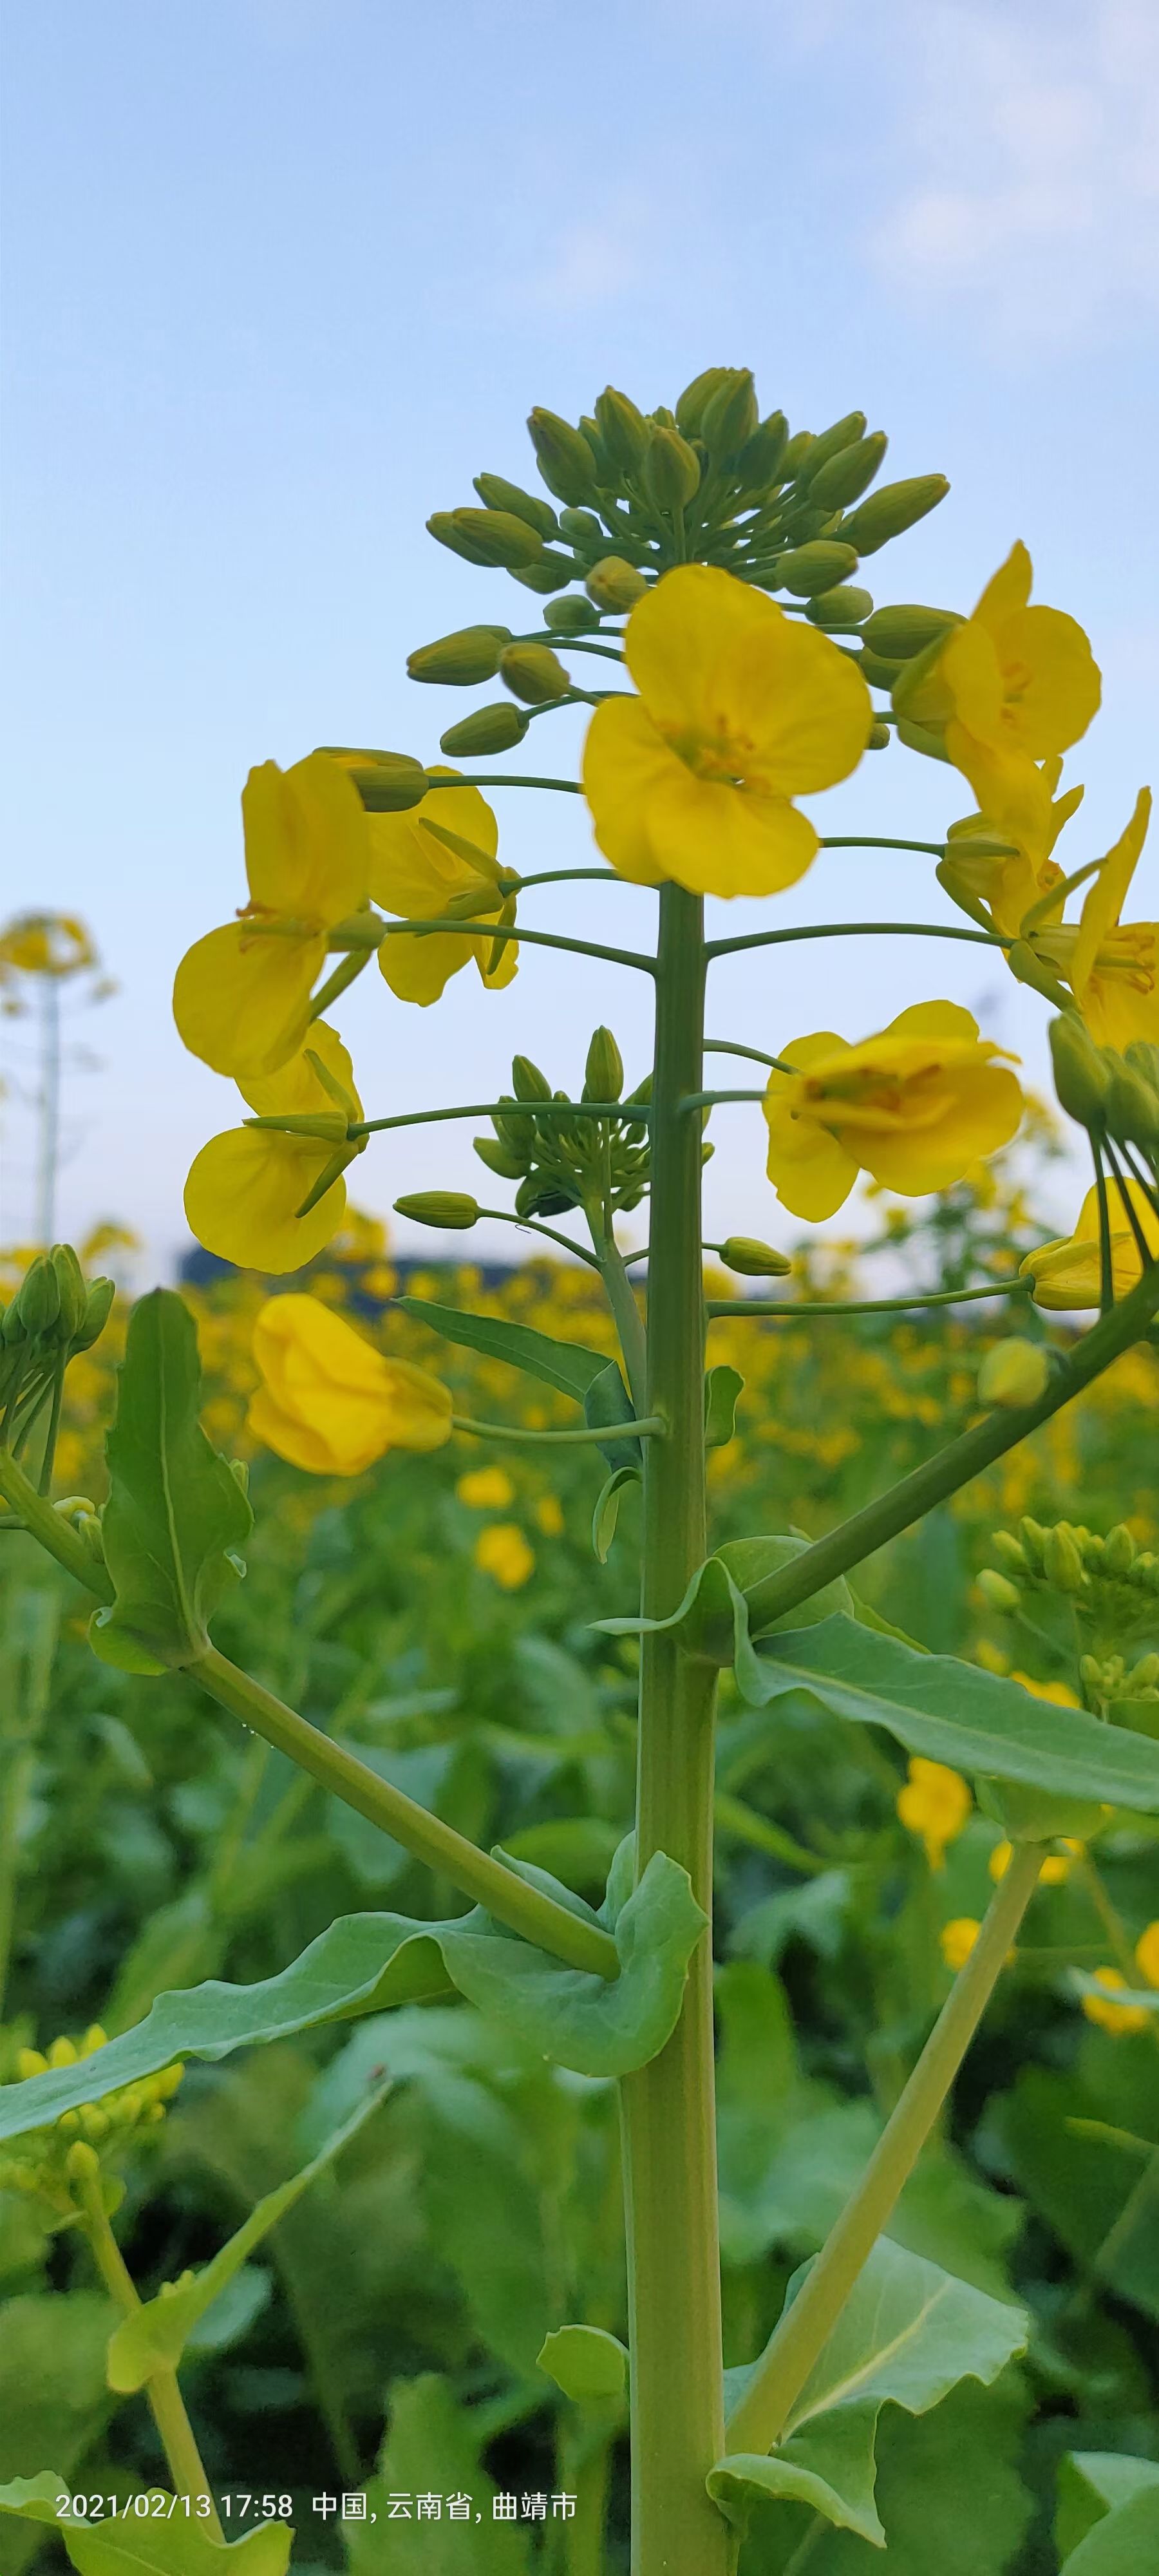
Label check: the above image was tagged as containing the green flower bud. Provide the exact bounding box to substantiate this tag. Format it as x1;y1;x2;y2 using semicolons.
990;1531;1028;1573
427;508;545;571
438;703;529;757
863;604;959;661
64;2140;102;2186
545;595;600;633
798;412;867;480
325;748;429;811
1042;1524;1087;1593
777;540;859;598
393;1193;480;1229
583;1027;624;1102
700;369;759;462
643;426;702;515
407;626;511;687
977;1338;1051;1410
1129;1653;1159;1692
2;1295;27;1347
720;1236;793;1277
527;410;600;506
474;1137;525;1181
516;1172;578;1220
558;507;604;553
498;642;572;705
841;476;950;556
734;412;789;500
857;648;905;688
594;386;649;471
1106;1050;1159;1152
473;473;558;539
50;1245;87;1343
804;585;874;631
674;366;737;437
511;1054;552;1103
866;721;890;750
15;1256;60;1338
977;1567;1021;1613
778;430;816;479
1104;1523;1136;1575
894;714;952;763
578;415;613;480
585;556;649;613
1019;1516;1048;1569
509;552;578;595
809;431;889;511
1048;1013;1113;1130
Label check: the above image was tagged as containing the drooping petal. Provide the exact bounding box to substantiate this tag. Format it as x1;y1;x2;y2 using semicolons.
240;1021;361;1119
582;699;673;886
764;1034;859;1221
643;768;818;898
379;924;484;1004
243;753;368;922
248;1295;452;1471
173;921;326;1081
1071;788;1152;992
858;1061;1022;1195
184;1128;348;1271
367;773;499;918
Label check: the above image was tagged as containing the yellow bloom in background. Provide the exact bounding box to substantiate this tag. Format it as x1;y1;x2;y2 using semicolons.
173;754;368;1080
1010;1671;1082;1709
897;543;1101;817
367;772;516;1005
763;1003;1023;1222
1082;1967;1150;2036
184;1024;364;1274
939;1917;981;1973
535;1490;565;1537
582;565;871;899
474;1522;536;1589
897;1756;972;1869
248;1293;452;1475
1021;1177;1159;1311
989;1834;1082;1887
1134;1921;1159;1987
1055;789;1158;1049
457;1464;516;1509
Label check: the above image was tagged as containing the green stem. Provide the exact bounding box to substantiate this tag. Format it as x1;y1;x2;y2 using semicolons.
419;772;583;794
706;921;1008;962
620;884;730;2576
596;1233;649;1415
0;1748;37;2016
75;2168;223;2533
189;1645;619;1981
740;1260;1159;1633
724;1844;1043;2454
451;1412;663;1445
713;1791;829;1877
350;1097;644;1140
379;918;655;974
708;1280;1032;1320
472;1206;601;1267
816;837;948;857
0;1448;114;1601
308;946;373;1021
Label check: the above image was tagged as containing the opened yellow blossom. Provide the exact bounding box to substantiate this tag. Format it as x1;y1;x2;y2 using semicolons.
173;754;369;1081
1021;1177;1159;1311
1135;1922;1159;1988
1082;1966;1151;2036
939;1917;981;1973
184;1023;366;1274
897;1757;972;1869
457;1465;516;1509
582;565;872;899
366;771;516;1005
897;543;1101;820
1046;790;1158;1048
248;1294;452;1474
474;1522;536;1589
942;754;1083;940
763;1003;1023;1222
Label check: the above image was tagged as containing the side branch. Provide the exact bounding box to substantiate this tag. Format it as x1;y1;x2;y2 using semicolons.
374;918;656;975
709;1280;1033;1320
706;921;1009;963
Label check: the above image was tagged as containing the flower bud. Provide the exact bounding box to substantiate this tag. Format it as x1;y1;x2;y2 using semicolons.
498;642;571;705
439;704;529;757
798;412;867;480
545;595;600;633
1043;1524;1087;1593
1105;1523;1136;1575
866;721;890;750
585;556;649;613
474;1137;525;1181
511;1054;552;1102
1003;945;1069;1010
643;426;702;515
720;1236;793;1277
1106;1050;1159;1152
407;626;511;687
734;412;789;500
858;649;905;689
50;1245;88;1343
1049;1013;1113;1130
527;410;600;506
558;507;604;553
809;431;889;511
427;508;545;571
64;2140;102;2186
977;1338;1051;1409
991;1531;1028;1573
804;585;873;631
841;476;950;556
15;1256;60;1338
700;370;759;462
777;540;860;598
393;1193;480;1229
977;1567;1021;1612
674;366;737;436
594;386;649;471
473;473;558;539
863;604;959;661
328;749;430;811
583;1027;624;1101
779;430;816;479
894;714;952;763
508;553;577;596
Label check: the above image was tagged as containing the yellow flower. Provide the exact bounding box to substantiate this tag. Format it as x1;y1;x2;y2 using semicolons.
474;1522;536;1589
366;771;516;1005
1044;789;1158;1049
943;754;1083;939
184;1024;366;1274
0;912;98;976
898;543;1101;815
763;1003;1023;1222
173;754;368;1080
1082;1967;1150;2036
581;565;872;899
989;1833;1082;1886
1134;1921;1159;1988
1021;1176;1159;1311
247;1294;452;1475
897;1757;972;1869
457;1465;516;1509
1008;1670;1081;1709
535;1490;565;1537
939;1917;981;1972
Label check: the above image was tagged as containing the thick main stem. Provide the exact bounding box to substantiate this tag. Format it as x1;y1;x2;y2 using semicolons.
621;887;730;2576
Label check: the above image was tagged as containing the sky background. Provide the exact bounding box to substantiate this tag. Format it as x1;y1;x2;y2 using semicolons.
3;0;1158;1280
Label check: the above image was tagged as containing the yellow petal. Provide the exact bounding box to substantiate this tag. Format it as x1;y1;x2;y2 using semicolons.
972;542;1033;632
938;623;1006;748
1072;789;1152;992
379;925;480;1004
184;1129;347;1271
242;753;368;922
248;1296;451;1472
367;775;499;918
644;768;818;898
885;1000;982;1045
582;699;672;886
995;606;1102;758
858;1063;1023;1195
240;1021;361;1119
1077;948;1159;1051
173;922;325;1081
623;565;772;736
764;1037;859;1220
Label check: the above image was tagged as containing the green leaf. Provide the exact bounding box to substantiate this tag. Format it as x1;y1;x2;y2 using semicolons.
1062;2488;1159;2571
0;2485;288;2576
538;2324;628;2403
91;1290;252;1672
0;1852;705;2132
0;2295;113;2571
106;2080;388;2391
351;2376;530;2575
396;1297;608;1399
741;1616;1159;1810
743;2378;1034;2576
591;1463;640;1560
711;2403;884;2545
705;1365;744;1450
595;1537;853;1663
582;1358;641;1470
1057;2454;1159;2562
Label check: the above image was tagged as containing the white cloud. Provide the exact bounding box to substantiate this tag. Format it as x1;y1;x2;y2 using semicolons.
516;201;650;313
870;1;1159;343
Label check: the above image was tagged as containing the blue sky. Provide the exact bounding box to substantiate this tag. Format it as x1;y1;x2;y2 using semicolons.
3;0;1157;1273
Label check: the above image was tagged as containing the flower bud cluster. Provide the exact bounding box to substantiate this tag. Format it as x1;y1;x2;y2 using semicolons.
1079;1649;1159;1717
1;1247;115;1462
0;2027;183;2226
979;1517;1159;1690
473;1031;654;1223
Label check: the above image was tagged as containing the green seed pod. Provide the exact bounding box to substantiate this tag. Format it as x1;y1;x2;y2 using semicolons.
842;475;950;556
558;507;604;551
438;703;529;757
977;1567;1021;1613
325;748;430;811
511;1054;553;1103
407;626;511;687
473;473;559;539
720;1236;793;1277
474;1137;525;1182
700;370;759;462
643;426;702;515
798;412;867;481
804;585;874;630
777;540;860;598
393;1193;481;1229
863;604;959;661
809;431;889;511
1049;1013;1114;1130
1104;1524;1136;1575
545;594;600;633
508;551;577;596
675;366;737;437
50;1245;87;1343
527;409;600;506
426;508;545;571
977;1338;1051;1410
594;385;650;472
857;648;905;688
734;411;789;500
583;1027;624;1102
585;556;649;613
15;1256;60;1339
778;430;816;480
1043;1524;1087;1593
498;642;572;705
